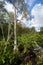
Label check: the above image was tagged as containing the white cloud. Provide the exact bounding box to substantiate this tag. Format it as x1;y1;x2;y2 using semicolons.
30;4;43;31
4;2;14;12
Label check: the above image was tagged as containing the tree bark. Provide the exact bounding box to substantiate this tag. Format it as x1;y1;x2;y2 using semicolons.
13;7;17;51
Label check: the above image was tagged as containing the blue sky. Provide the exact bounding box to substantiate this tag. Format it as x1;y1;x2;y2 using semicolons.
25;0;43;9
4;0;43;31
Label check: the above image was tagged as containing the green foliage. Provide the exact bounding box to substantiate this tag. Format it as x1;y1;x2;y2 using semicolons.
0;40;14;65
17;32;43;48
0;22;43;65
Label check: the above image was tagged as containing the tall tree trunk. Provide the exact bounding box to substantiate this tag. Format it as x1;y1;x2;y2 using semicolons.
7;22;11;41
14;7;17;51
